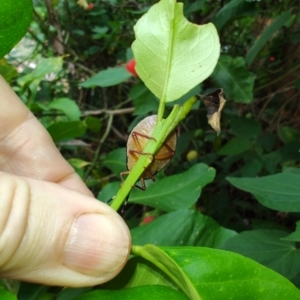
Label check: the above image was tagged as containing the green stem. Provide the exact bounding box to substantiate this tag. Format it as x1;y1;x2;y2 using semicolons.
110;96;198;211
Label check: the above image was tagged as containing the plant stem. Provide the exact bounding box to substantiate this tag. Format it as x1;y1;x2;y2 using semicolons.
110;95;198;211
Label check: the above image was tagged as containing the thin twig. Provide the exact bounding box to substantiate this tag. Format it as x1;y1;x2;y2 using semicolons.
81;107;134;117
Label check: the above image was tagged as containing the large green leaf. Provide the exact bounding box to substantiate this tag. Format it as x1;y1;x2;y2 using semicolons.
80;67;131;88
131;209;236;247
132;245;300;300
132;0;220;102
129;163;215;211
103;257;177;290
220;229;300;280
74;286;188;300
211;55;254;103
245;11;292;65
227;172;300;212
0;0;32;58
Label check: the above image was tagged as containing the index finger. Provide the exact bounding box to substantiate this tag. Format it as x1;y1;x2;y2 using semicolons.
0;76;92;196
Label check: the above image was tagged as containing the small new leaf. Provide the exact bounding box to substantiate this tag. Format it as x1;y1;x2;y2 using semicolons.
200;88;226;134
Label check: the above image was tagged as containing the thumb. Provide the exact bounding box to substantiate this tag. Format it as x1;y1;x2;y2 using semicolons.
0;172;131;287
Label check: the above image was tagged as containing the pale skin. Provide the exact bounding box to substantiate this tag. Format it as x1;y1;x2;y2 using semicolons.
0;76;131;287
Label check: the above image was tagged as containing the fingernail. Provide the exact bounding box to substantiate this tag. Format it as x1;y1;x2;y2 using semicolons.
63;213;130;277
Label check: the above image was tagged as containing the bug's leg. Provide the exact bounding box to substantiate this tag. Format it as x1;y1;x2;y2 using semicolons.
120;169;146;190
131;131;156;151
154;141;175;160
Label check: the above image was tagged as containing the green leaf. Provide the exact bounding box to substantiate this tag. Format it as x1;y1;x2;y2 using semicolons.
245;11;292;65
47;121;87;142
0;0;33;58
0;285;17;300
80;67;131;88
131;209;236;247
212;0;257;31
230;116;262;138
282;220;300;242
48;98;81;121
104;256;178;290
17;57;63;87
217;137;251;155
98;182;120;203
227;172;300;212
0;59;18;82
261;151;282;174
279;126;300;144
84;116;102;133
240;158;263;177
68;158;90;169
74;286;188;300
220;229;300;280
211;55;255;103
129;163;216;211
130;83;158;116
56;287;92;300
133;245;300;300
102;148;127;176
132;0;220;102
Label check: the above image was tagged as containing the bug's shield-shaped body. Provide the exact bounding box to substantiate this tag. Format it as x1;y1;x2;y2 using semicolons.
126;115;177;181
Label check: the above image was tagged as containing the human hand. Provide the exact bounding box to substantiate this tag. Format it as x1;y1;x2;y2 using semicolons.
0;76;131;287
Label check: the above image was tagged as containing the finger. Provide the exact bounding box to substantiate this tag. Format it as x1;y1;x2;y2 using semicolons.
0;172;130;287
0;76;91;195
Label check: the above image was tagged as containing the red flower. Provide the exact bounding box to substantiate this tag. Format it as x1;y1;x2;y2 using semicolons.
88;3;94;10
126;59;138;77
141;216;155;224
269;56;275;62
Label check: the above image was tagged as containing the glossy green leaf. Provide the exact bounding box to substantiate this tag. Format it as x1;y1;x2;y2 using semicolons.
220;229;300;279
80;67;131;88
104;257;177;290
245;11;292;65
211;55;254;103
0;0;32;58
131;209;236;247
102;148;127;176
129;163;216;211
227;172;300;212
48;98;81;121
74;285;188;300
282;220;300;242
133;245;300;300
132;0;220;102
47;121;87;142
217;137;251;155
